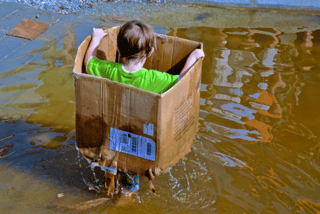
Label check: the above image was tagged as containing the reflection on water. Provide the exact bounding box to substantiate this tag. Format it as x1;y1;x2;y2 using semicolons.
0;28;76;131
1;25;320;213
170;26;320;213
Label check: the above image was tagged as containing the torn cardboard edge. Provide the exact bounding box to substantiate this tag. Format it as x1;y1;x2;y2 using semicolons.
7;18;50;40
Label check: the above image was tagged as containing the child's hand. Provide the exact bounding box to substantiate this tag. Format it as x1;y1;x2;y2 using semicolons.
191;49;205;60
179;49;205;78
85;28;108;66
92;28;108;41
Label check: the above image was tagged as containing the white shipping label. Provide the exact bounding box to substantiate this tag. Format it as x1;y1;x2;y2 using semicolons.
148;123;154;136
143;124;148;135
143;123;154;136
110;128;156;161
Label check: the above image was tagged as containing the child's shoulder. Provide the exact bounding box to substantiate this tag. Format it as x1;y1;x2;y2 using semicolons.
90;57;120;67
143;68;179;83
145;68;175;77
87;57;122;76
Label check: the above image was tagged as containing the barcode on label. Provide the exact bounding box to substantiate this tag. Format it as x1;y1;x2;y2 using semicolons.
110;128;156;161
147;143;151;156
122;133;129;144
131;137;137;153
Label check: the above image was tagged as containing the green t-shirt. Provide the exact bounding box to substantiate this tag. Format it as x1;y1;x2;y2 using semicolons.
87;57;179;94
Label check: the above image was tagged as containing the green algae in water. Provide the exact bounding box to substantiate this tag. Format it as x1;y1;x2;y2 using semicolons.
0;83;39;93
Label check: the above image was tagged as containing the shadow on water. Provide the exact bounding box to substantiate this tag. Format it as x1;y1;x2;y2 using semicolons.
1;24;320;213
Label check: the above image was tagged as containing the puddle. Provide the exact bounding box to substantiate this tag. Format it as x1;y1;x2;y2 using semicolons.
1;19;320;213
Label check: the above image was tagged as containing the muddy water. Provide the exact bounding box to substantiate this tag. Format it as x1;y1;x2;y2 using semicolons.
1;26;320;213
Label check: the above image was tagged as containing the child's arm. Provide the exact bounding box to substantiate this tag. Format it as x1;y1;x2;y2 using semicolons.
85;28;108;66
179;49;205;78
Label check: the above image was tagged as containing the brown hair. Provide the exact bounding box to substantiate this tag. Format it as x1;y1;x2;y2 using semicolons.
117;20;155;62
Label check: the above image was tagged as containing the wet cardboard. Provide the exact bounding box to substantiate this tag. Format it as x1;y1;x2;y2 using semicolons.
100;16;128;23
73;26;203;175
7;18;50;40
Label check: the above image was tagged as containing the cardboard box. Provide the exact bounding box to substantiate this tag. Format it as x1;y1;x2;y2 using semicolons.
73;26;203;175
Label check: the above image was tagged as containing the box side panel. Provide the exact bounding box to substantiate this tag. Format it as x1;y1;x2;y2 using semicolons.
158;58;203;172
141;35;200;74
73;35;91;74
99;80;159;175
97;27;119;62
144;35;175;73
171;37;200;67
75;74;104;150
192;59;203;133
168;38;200;75
143;38;156;70
73;27;119;76
146;35;200;75
161;36;174;72
151;36;165;72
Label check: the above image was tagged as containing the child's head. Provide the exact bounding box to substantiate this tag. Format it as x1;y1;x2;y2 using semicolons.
117;20;155;63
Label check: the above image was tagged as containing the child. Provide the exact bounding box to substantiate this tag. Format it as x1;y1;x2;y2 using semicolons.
85;20;204;195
